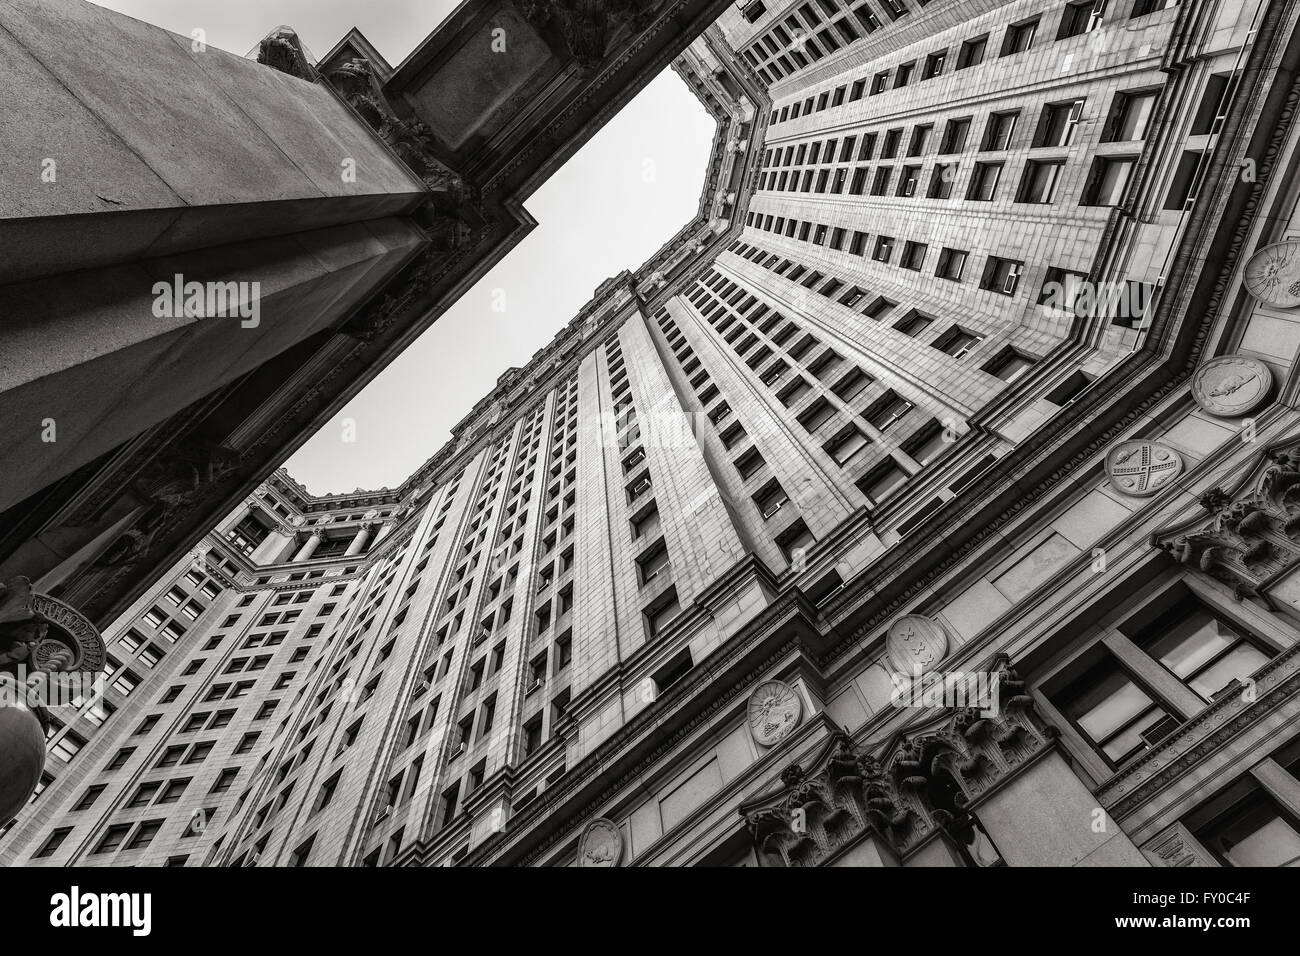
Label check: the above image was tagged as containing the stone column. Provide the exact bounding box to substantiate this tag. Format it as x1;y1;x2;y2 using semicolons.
344;523;375;557
250;526;295;565
292;530;325;563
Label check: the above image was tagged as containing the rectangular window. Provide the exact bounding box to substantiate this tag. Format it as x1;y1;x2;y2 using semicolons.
1001;17;1039;56
1058;0;1106;39
1018;160;1065;204
939;117;972;154
956;35;987;69
936;247;968;281
966;162;1002;201
981;111;1019;151
1105;90;1159;142
1082;156;1137;206
980;256;1025;295
753;479;790;520
1035;99;1085;147
900;241;928;271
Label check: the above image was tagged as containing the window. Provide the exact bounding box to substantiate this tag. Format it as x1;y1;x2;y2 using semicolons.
35;828;73;859
776;519;816;562
897;166;921;197
1195;788;1300;867
158;779;189;804
753;480;790;520
126;820;163;851
1105;90;1158;141
927;164;957;199
1018;160;1065;204
49;732;86;763
645;647;691;697
93;824;133;855
1001;17;1039;56
966;162;1002;201
857;460;909;504
1081;156;1137;205
1058;0;1106;39
637;541;671;586
1164;150;1206;210
1127;597;1270;703
982;111;1019;151
128;782;161;808
893;310;932;337
645;590;682;639
932;327;983;359
983;348;1036;382
956;34;987;69
826;425;871;465
74;785;106;811
939;117;972;154
903;421;952;465
900;241;927;270
1036;99;1085;147
866;391;914;431
936;247;968;281
981;256;1025;295
881;128;902;159
922;49;947;79
872;235;895;263
1054;654;1177;765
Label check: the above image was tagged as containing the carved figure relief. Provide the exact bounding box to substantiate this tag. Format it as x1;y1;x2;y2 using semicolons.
576;817;623;867
1243;240;1300;308
740;656;1044;867
1190;355;1272;417
746;679;802;747
1155;442;1300;601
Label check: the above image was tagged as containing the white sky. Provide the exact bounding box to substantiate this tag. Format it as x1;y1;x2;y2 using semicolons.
91;0;716;496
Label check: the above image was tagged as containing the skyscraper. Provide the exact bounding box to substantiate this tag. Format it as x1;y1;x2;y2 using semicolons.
8;0;1300;869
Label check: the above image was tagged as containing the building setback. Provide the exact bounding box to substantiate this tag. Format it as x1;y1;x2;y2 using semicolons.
7;0;1300;868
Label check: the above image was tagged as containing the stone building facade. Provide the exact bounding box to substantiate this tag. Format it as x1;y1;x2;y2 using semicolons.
7;0;1300;867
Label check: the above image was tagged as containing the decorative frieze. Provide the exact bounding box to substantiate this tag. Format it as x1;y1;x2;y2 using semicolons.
739;656;1053;867
1154;441;1300;601
1141;822;1217;867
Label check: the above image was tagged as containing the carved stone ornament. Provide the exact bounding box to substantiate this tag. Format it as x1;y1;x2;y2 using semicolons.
1190;355;1272;418
1105;440;1184;498
746;679;803;747
255;27;317;81
576;817;623;867
1153;440;1300;602
740;655;1051;867
1243;240;1300;308
885;615;949;677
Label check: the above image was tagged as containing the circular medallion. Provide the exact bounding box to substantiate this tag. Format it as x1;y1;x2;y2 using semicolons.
1105;440;1184;498
1191;355;1272;417
746;679;803;747
886;616;949;676
1243;241;1300;308
577;818;623;867
29;593;105;676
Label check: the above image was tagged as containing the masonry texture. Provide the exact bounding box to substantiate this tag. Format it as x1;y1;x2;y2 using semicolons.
8;0;1300;869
